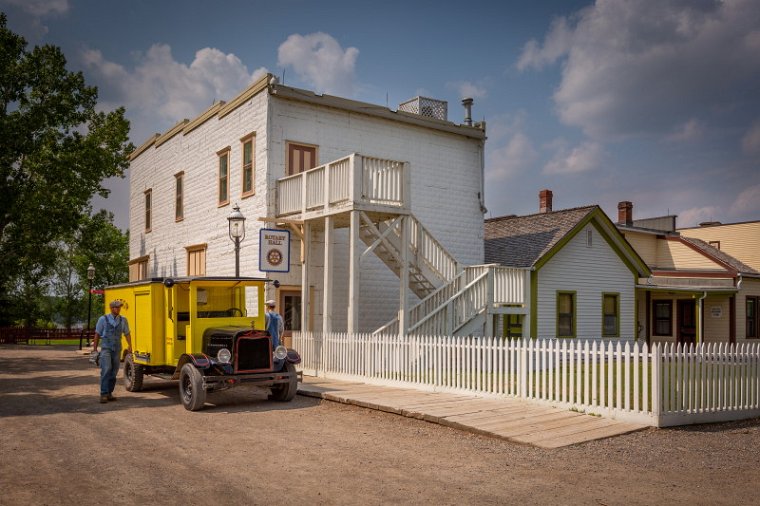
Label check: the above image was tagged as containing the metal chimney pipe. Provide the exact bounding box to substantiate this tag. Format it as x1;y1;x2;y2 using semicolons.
462;98;473;126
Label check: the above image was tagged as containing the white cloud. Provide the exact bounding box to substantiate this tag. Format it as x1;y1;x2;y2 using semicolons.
741;121;760;155
518;0;760;140
486;132;537;181
82;44;267;142
446;80;487;99
730;184;760;216
1;0;69;16
517;16;573;71
678;206;720;227
667;118;705;142
543;140;604;175
277;32;359;96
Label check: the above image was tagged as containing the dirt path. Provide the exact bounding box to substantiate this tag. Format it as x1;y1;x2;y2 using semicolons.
1;347;759;505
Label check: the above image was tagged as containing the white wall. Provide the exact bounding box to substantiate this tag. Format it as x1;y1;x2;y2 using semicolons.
268;97;485;332
536;223;636;339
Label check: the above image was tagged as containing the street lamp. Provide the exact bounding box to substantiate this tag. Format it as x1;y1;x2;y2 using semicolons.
80;263;95;350
228;204;246;277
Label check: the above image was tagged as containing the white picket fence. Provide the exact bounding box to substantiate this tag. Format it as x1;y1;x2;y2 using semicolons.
292;332;760;427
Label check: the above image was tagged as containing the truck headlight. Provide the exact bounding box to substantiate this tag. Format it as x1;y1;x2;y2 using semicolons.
217;348;232;364
273;345;287;360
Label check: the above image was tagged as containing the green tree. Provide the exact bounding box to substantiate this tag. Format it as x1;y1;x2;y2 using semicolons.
0;13;133;325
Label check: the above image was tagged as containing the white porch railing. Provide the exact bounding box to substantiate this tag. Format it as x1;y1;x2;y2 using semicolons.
277;154;408;217
293;332;760;427
375;265;530;336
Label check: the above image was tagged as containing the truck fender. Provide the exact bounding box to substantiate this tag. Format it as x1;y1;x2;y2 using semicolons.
286;349;302;365
175;353;212;376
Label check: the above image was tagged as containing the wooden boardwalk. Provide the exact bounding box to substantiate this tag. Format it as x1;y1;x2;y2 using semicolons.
298;377;647;448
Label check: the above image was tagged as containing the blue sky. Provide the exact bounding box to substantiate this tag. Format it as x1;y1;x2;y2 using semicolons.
3;0;759;231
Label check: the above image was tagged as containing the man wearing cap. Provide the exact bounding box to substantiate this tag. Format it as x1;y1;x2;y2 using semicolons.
264;300;284;348
93;300;133;403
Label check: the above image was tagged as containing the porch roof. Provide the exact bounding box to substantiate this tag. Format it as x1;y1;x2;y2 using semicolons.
636;284;737;294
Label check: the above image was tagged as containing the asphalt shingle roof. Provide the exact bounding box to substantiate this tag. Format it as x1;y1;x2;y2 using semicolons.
484;206;597;268
679;236;759;275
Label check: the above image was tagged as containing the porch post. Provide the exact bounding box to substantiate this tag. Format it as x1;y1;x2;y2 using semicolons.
398;215;409;336
347;210;360;334
323;216;334;334
729;295;736;344
301;222;311;333
645;290;651;346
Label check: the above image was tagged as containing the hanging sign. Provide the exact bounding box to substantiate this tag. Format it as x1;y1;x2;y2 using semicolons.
259;228;290;273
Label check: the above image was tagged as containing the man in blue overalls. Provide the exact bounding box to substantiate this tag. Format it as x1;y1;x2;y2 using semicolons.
93;300;133;403
264;299;284;348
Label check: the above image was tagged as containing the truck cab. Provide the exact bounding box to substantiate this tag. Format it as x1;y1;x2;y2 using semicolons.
105;276;301;410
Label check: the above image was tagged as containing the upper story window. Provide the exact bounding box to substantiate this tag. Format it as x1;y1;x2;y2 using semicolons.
175;172;184;221
286;141;318;175
144;189;152;232
218;147;230;206
129;255;149;281
241;134;255;197
186;244;207;276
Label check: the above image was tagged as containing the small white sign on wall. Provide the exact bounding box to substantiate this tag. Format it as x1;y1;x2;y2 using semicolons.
710;306;723;318
259;228;290;273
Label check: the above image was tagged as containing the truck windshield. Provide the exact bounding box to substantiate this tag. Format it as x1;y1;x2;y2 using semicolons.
195;286;247;318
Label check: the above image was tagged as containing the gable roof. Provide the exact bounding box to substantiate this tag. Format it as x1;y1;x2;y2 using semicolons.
484;206;596;267
679;236;759;275
485;205;650;277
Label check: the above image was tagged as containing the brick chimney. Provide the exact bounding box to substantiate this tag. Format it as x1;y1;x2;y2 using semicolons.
618;201;633;226
539;189;553;213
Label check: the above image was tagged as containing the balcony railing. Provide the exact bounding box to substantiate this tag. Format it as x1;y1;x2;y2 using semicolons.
276;154;409;217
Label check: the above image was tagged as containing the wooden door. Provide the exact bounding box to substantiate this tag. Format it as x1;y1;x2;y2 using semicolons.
279;289;302;348
677;300;697;345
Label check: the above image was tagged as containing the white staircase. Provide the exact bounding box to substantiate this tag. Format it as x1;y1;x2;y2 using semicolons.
374;264;530;336
359;214;460;298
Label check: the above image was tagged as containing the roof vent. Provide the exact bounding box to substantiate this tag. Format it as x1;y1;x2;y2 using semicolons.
398;96;448;121
699;221;722;227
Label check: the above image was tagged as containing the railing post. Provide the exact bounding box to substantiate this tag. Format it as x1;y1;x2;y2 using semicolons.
350;154;363;205
323;163;331;214
402;161;411;211
301;172;307;217
485;267;494;337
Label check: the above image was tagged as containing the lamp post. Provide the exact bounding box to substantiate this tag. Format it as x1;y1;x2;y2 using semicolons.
80;263;95;350
228;204;246;277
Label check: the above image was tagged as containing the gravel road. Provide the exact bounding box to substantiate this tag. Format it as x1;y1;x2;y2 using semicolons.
1;346;759;505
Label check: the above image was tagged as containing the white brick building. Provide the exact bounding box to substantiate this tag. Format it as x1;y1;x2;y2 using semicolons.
128;75;498;336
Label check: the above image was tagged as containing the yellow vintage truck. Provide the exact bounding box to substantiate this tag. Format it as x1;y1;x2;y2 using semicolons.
104;276;302;411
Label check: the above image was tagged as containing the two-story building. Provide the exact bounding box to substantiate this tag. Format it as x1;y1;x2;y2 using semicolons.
128;74;511;338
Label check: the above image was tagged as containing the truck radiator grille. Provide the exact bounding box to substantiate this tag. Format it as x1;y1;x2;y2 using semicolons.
235;337;272;372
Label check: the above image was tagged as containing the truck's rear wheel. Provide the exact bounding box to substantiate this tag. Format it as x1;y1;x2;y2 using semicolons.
179;363;206;411
124;353;144;392
269;362;298;402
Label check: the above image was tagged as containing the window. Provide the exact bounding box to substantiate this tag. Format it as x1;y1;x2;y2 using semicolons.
653;300;672;336
557;292;576;338
175;172;184;221
186;244;207;276
503;314;523;339
602;293;619;337
241;134;255;197
128;255;149;281
144;189;152;232
286;142;318;175
748;297;759;339
709;240;721;250
586;228;593;248
218;148;230;206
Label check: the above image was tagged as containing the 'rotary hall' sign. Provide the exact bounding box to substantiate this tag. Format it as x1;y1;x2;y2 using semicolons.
259;228;291;273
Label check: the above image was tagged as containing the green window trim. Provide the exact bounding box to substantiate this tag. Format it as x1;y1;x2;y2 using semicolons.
601;292;620;338
556;291;576;339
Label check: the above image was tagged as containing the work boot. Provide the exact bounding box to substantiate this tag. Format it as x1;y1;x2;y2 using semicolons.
100;395;108;403
107;394;117;401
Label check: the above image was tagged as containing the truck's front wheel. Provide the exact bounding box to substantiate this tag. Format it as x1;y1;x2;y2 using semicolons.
179;363;206;411
269;362;298;402
124;353;144;392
